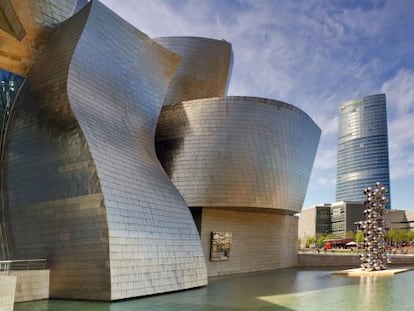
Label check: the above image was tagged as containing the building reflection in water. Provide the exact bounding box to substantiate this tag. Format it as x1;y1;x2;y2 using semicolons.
359;276;392;310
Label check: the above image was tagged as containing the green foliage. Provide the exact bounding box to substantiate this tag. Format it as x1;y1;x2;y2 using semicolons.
316;235;325;247
306;236;316;248
385;229;414;245
356;230;364;244
345;231;355;239
395;230;406;243
386;229;395;243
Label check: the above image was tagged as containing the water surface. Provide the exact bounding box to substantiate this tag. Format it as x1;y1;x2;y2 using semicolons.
15;268;414;311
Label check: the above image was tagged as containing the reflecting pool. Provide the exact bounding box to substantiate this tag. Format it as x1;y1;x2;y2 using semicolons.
15;268;414;311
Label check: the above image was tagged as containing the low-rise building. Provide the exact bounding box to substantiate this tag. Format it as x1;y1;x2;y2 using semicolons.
299;202;414;246
298;201;365;244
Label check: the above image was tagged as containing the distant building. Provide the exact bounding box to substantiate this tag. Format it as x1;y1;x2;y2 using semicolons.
336;94;391;208
299;202;414;245
0;71;24;121
330;201;365;237
0;71;25;259
299;201;365;242
298;204;331;241
385;210;414;231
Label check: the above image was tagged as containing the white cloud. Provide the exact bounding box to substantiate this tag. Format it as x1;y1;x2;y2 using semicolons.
313;145;337;172
382;69;414;114
381;69;414;179
99;0;414;207
100;0;403;114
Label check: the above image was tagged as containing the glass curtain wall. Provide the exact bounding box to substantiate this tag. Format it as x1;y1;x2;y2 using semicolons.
336;94;391;209
0;69;25;259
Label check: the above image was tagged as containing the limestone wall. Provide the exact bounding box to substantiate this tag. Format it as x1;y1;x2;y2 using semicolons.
201;208;299;277
388;255;414;266
298;254;360;267
9;270;49;302
0;275;16;311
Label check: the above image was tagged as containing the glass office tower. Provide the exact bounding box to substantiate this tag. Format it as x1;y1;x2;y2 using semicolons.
0;69;24;260
336;94;391;208
0;70;24;124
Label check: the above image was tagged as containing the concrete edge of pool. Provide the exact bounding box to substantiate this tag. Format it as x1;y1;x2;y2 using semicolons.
331;267;414;277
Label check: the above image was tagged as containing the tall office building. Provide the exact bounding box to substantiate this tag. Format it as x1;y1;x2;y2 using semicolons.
336;94;391;208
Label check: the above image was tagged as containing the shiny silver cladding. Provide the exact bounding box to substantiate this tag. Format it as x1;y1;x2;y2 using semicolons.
4;1;206;301
156;97;321;214
154;36;233;105
336;94;391;208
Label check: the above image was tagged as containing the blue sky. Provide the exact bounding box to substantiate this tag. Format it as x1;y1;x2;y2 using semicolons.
101;0;414;210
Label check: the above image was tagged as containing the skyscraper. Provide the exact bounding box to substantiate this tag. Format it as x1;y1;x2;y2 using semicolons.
336;93;391;208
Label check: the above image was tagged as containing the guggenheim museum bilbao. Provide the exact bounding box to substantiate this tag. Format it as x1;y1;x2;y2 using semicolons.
0;0;321;301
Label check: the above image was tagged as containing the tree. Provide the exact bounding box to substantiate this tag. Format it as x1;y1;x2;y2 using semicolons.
317;235;325;248
385;229;396;246
395;230;406;244
385;229;407;245
407;230;414;242
346;231;355;239
306;236;316;248
356;230;364;245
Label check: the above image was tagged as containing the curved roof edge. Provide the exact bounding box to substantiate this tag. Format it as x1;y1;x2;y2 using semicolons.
165;95;321;131
340;93;386;110
154;36;232;46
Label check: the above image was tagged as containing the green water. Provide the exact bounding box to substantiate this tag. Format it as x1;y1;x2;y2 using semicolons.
15;268;414;311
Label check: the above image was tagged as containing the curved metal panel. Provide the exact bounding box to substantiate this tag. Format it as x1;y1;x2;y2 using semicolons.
336;93;391;207
3;3;110;300
4;1;207;301
154;36;233;105
68;1;207;300
156;97;321;214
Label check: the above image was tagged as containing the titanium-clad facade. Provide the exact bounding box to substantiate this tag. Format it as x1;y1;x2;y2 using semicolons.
0;0;321;301
3;1;206;301
156;97;321;214
154;37;233;105
336;94;391;208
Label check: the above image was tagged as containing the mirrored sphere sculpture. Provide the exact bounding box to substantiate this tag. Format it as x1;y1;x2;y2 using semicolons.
357;182;389;271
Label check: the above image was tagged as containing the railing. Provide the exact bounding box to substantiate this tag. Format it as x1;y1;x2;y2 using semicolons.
0;259;47;275
298;248;364;255
0;260;11;275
